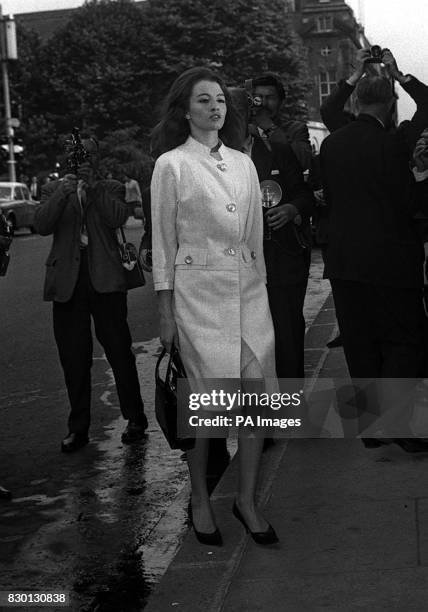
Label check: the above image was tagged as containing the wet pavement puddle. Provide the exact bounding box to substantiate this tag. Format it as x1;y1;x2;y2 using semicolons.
1;338;191;611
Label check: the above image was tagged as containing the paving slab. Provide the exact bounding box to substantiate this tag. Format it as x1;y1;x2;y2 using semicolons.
223;568;428;612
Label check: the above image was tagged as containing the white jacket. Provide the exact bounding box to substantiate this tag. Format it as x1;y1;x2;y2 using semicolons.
151;136;276;380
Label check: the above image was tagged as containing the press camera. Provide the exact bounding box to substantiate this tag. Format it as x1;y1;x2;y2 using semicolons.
365;45;383;64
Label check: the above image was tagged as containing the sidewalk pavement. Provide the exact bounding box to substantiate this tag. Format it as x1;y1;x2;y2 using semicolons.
145;293;428;612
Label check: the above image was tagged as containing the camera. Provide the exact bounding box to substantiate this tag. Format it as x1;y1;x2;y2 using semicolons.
247;94;262;109
365;45;383;64
64;127;91;175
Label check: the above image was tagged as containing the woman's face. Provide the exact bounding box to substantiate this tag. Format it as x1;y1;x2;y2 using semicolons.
187;80;227;136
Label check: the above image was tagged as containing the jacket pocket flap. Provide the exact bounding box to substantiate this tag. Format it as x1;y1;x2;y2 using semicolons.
175;246;207;266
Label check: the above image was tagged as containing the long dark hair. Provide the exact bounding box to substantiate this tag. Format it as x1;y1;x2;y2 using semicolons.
151;67;242;158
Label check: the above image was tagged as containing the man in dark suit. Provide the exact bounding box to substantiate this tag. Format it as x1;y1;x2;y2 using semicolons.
320;76;428;452
35;137;147;452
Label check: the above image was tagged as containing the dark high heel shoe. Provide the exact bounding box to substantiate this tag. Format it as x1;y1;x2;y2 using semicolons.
188;505;223;546
232;502;279;545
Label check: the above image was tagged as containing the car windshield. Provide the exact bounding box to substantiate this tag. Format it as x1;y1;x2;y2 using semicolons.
0;187;12;200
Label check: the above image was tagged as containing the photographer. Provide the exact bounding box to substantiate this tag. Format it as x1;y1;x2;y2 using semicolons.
321;48;428;153
320;76;428;453
248;73;312;171
34;136;147;453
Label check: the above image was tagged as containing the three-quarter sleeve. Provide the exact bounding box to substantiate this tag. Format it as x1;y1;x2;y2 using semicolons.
247;158;267;283
151;155;180;291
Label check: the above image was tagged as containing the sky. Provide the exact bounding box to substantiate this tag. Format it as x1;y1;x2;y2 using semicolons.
3;0;428;120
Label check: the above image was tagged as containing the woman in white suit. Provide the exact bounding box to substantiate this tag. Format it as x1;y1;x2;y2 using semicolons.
151;67;278;546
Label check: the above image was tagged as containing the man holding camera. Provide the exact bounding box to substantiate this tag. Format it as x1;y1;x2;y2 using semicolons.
320;75;428;452
247;73;312;172
35;137;147;453
321;48;428;152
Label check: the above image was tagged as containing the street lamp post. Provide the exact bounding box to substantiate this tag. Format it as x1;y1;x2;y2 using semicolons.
0;6;17;183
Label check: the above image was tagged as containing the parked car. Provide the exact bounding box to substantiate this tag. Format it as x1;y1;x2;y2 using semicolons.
0;182;37;233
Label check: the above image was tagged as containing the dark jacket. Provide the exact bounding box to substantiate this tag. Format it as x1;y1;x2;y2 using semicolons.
270;120;313;171
35;179;129;302
320;113;425;288
251;136;314;286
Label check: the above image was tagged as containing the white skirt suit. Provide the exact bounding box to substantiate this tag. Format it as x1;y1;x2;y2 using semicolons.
151;136;276;381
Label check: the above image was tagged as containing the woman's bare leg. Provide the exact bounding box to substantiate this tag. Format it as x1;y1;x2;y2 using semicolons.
236;340;271;531
187;438;217;533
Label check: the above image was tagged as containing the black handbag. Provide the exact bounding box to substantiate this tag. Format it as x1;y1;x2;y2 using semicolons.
117;227;146;290
155;347;195;451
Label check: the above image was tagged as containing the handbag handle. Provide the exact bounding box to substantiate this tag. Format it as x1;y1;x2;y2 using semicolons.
155;346;187;385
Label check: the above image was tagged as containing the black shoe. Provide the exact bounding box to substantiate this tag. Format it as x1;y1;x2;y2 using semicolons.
188;504;223;546
361;438;392;449
0;485;12;500
232;501;279;545
61;432;89;453
121;416;148;444
394;438;428;453
327;334;343;349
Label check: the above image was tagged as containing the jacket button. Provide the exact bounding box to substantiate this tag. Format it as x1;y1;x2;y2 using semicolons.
226;203;236;213
184;255;193;264
226;247;236;256
251;251;256;260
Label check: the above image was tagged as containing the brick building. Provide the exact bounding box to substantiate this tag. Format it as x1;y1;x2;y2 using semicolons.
284;0;369;149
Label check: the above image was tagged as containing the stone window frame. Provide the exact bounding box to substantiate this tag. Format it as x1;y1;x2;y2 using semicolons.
319;69;337;105
316;15;333;32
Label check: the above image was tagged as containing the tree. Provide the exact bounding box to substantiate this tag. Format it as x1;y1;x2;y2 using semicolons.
10;0;310;174
39;0;148;137
99;127;154;182
139;0;310;122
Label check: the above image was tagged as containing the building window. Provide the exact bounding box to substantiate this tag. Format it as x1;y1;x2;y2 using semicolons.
284;0;296;12
319;70;336;104
320;45;332;57
316;16;333;32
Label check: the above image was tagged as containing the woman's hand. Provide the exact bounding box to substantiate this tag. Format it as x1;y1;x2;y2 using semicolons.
160;314;179;354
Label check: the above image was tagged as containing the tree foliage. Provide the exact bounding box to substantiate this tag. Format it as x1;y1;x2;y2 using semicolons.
10;0;309;177
140;0;310;121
